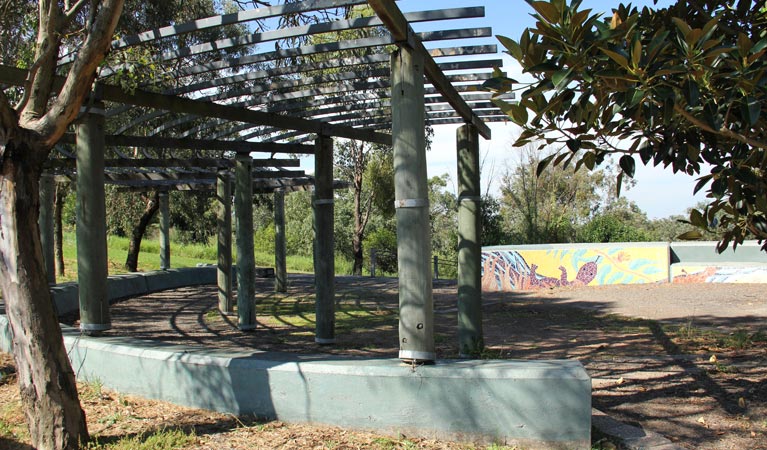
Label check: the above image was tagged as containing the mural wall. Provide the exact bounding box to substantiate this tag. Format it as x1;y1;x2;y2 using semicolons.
671;265;767;283
481;244;670;292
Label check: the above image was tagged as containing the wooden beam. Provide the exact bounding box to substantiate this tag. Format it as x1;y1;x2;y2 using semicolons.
57;133;314;154
368;1;491;139
0;65;393;146
45;158;299;169
105;169;307;184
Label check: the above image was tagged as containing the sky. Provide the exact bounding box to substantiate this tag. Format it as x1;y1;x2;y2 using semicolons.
301;0;707;219
406;0;707;220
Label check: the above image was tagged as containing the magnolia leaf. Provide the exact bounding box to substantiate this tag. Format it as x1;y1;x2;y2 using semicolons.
600;48;629;68
632;39;642;67
482;77;516;95
497;35;523;60
677;230;704;240
752;37;767;54
566;138;581;152
583;152;597;170
552;68;572;90
742;96;761;126
530;1;561;23
690;209;706;228
610;11;622;29
693;174;713;194
671;17;692;37
619;155;636;178
616;172;624;197
536;153;556;177
493;98;528;125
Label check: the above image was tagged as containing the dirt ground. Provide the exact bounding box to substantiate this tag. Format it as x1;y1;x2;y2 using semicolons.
3;276;767;449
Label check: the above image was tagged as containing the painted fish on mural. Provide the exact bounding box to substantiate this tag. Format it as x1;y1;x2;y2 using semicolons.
481;251;598;291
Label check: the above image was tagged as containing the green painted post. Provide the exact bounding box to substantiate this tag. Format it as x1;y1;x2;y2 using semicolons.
39;173;56;284
274;188;287;293
314;136;335;344
391;47;435;362
235;154;256;330
456;124;484;357
75;102;110;334
217;172;233;314
158;191;171;270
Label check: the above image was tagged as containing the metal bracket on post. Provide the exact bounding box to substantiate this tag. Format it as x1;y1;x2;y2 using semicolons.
394;198;428;209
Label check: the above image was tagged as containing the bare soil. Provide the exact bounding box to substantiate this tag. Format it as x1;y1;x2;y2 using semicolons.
2;276;767;449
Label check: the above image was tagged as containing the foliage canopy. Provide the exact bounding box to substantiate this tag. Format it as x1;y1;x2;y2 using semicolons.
486;0;767;251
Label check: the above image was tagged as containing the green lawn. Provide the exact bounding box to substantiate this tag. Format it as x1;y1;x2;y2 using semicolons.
54;231;353;284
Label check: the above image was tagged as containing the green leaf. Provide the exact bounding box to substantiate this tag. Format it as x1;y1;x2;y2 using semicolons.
566;138;581;152
671;17;692;38
619;155;636;178
684;80;700;107
552;68;572;90
493;98;528;125
639;144;653;165
536;154;556;177
751;37;767;54
693;174;713;195
677;230;704;240
509;104;529;125
616;172;624;197
742;96;761;126
530;1;561;23
497;35;523;60
632;38;642;67
711;178;726;198
600;48;629;68
583;152;596;170
482;77;516;95
528;62;560;73
689;209;707;228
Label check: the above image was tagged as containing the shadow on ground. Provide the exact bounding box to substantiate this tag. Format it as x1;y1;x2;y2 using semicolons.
60;275;767;450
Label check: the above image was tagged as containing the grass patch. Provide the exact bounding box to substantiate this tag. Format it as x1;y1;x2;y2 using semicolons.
86;427;196;450
54;231;356;284
0;399;28;444
79;379;105;402
665;322;767;353
371;436;419;449
203;309;221;324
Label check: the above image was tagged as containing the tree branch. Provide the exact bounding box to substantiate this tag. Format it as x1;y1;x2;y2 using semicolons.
0;90;18;160
0;90;16;131
30;0;125;146
18;0;61;122
674;104;767;151
63;0;89;27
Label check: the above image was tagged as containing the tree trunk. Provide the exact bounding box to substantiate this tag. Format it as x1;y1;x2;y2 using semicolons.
125;191;160;272
352;182;364;276
54;182;68;277
0;139;88;449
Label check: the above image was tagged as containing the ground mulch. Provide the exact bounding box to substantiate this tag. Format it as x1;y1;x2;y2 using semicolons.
2;276;766;449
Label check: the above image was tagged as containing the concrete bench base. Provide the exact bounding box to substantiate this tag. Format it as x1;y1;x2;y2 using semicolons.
49;267;220;316
1;268;592;447
56;330;591;448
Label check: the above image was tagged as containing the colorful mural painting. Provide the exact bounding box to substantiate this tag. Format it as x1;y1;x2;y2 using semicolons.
481;244;669;292
671;265;767;283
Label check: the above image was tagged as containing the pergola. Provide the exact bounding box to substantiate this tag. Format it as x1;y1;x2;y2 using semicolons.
0;0;506;361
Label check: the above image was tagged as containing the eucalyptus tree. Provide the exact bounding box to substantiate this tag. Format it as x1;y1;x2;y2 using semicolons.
0;3;124;448
486;0;767;252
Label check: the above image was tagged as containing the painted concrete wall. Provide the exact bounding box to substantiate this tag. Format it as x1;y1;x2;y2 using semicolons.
482;243;669;291
483;241;767;290
670;241;767;264
669;241;767;283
